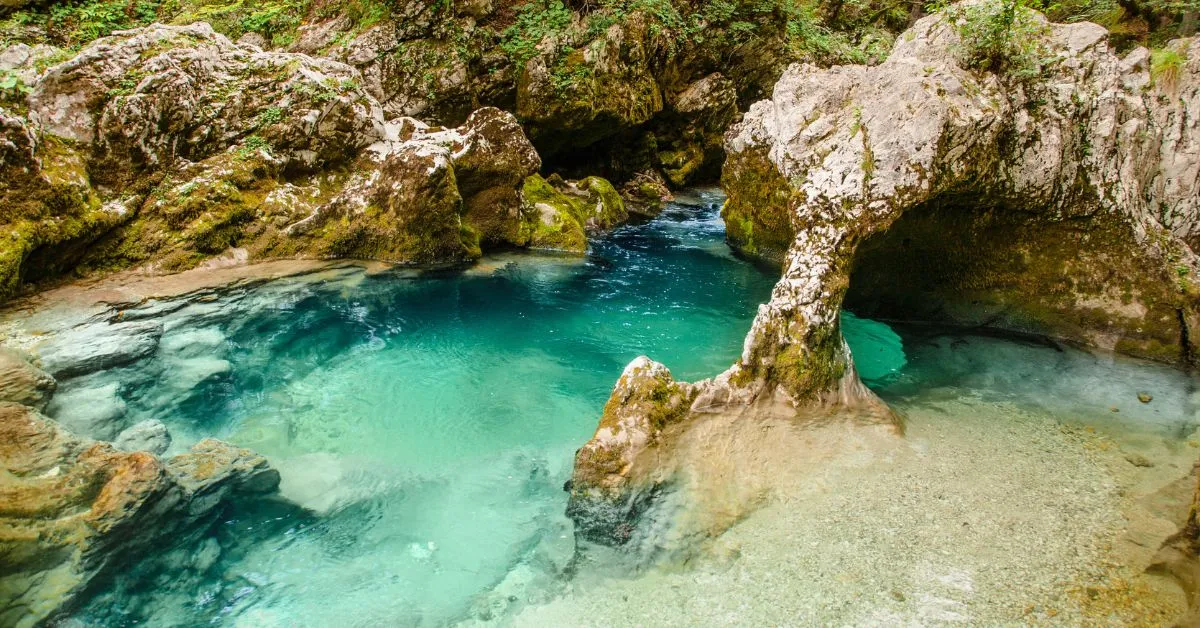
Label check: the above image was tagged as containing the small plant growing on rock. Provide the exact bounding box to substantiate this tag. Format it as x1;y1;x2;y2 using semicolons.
501;0;574;67
236;135;272;160
1151;46;1187;91
256;106;284;127
0;69;30;102
945;0;1052;83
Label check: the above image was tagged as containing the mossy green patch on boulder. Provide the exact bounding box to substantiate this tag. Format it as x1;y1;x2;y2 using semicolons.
720;147;795;266
519;174;588;252
518;173;628;252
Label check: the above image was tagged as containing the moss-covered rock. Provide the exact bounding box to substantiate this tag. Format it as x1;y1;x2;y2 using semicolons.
30;23;380;189
719;148;796;265
0;402;280;628
1;26;548;293
518;172;628;252
619;169;672;217
566;356;697;545
519;174;587;252
0;112;127;299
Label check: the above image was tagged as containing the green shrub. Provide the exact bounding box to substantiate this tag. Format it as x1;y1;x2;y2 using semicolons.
500;0;574;67
946;0;1052;82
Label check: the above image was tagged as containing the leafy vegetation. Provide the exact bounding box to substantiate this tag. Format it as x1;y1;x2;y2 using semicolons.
500;0;575;67
944;0;1052;82
236;135;271;159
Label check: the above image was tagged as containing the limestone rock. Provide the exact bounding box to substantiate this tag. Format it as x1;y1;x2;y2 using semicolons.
720;8;1200;406
289;107;539;262
566;357;696;545
1;20;555;292
114;419;171;456
518;173;627;252
655;73;739;187
619;170;673;217
0;347;55;410
44;380;127;440
1149;461;1200;625
29;23;382;184
517;14;664;157
35;320;163;379
0;403;279;627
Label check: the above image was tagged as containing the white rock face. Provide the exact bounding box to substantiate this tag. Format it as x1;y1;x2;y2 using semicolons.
722;10;1199;401
568;7;1200;547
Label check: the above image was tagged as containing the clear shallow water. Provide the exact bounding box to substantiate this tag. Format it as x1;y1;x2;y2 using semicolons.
72;189;782;626
64;189;1199;626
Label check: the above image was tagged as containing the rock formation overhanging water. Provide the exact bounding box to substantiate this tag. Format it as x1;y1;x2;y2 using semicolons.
566;3;1200;568
1;0;1199;624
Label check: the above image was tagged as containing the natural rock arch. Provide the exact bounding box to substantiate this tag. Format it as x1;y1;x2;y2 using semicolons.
567;7;1200;544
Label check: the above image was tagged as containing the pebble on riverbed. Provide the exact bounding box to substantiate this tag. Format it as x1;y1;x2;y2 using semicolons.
1138;392;1153;403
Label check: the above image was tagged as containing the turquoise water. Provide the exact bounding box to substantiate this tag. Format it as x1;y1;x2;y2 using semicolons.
65;189;1198;626
73;189;784;626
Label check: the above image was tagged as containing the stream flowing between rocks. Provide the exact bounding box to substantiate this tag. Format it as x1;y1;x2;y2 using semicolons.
25;190;1200;626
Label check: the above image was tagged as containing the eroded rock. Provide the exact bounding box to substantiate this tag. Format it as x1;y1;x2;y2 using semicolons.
0;403;278;627
35;320;163;379
114;419;172;456
0;347;55;410
721;10;1199;407
567;357;696;545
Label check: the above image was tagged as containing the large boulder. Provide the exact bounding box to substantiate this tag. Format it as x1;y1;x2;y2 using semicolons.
0;402;279;627
283;107;542;262
518;173;628;252
0;23;568;297
30;22;382;185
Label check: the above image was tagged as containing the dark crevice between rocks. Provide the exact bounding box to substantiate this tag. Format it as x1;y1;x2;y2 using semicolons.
537;130;726;190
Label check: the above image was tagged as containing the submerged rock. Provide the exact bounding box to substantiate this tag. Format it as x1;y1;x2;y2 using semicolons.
0;347;55;410
1150;462;1200;625
44;380;128;440
114;419;172;456
0;403;278;627
35;320;163;379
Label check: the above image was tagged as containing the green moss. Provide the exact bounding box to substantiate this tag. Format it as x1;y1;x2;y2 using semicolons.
657;144;706;187
720;148;796;265
577;176;628;230
520;174;587;252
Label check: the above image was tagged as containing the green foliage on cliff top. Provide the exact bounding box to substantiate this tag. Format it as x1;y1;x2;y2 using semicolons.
943;0;1053;81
